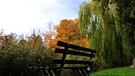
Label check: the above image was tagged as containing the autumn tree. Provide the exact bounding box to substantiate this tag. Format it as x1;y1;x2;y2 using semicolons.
0;29;4;46
45;19;89;51
43;22;56;50
0;29;3;37
27;34;42;47
0;33;17;50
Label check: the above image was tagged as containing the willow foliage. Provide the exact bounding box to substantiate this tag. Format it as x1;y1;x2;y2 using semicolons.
79;0;135;67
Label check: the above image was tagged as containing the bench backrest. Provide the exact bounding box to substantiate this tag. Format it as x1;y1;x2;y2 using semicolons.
53;41;96;69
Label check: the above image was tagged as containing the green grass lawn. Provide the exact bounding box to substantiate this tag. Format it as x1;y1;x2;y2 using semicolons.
90;67;135;76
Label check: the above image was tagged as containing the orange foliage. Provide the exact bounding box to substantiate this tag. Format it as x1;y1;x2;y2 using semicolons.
45;18;90;51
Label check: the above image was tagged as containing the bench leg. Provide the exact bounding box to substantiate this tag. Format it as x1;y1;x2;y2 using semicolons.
56;69;62;76
80;68;89;76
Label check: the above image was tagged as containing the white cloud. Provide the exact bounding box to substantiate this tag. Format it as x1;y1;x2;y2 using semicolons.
0;0;42;34
0;0;84;35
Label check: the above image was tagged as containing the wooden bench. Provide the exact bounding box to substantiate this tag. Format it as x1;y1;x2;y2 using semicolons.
53;41;96;76
29;41;96;76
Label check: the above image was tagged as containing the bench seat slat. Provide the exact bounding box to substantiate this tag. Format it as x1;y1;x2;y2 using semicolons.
55;48;95;57
29;66;88;69
63;67;88;69
53;59;90;64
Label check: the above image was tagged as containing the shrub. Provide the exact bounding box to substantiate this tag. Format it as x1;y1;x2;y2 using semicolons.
0;34;56;76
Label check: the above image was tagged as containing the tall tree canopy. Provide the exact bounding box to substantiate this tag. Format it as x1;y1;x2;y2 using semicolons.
45;19;89;51
79;0;135;67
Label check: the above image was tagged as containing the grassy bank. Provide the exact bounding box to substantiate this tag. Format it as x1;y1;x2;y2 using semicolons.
90;67;135;76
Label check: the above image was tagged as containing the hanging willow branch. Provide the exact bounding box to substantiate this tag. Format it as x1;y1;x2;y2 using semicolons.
79;0;134;67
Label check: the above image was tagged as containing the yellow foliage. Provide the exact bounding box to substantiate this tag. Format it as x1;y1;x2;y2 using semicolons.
45;18;90;51
80;38;90;48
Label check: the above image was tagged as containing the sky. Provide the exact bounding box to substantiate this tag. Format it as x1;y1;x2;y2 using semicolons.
0;0;85;35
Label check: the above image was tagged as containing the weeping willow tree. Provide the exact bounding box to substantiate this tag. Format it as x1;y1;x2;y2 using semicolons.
79;0;135;67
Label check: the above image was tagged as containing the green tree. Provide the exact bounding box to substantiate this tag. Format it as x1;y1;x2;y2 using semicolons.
79;0;135;67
